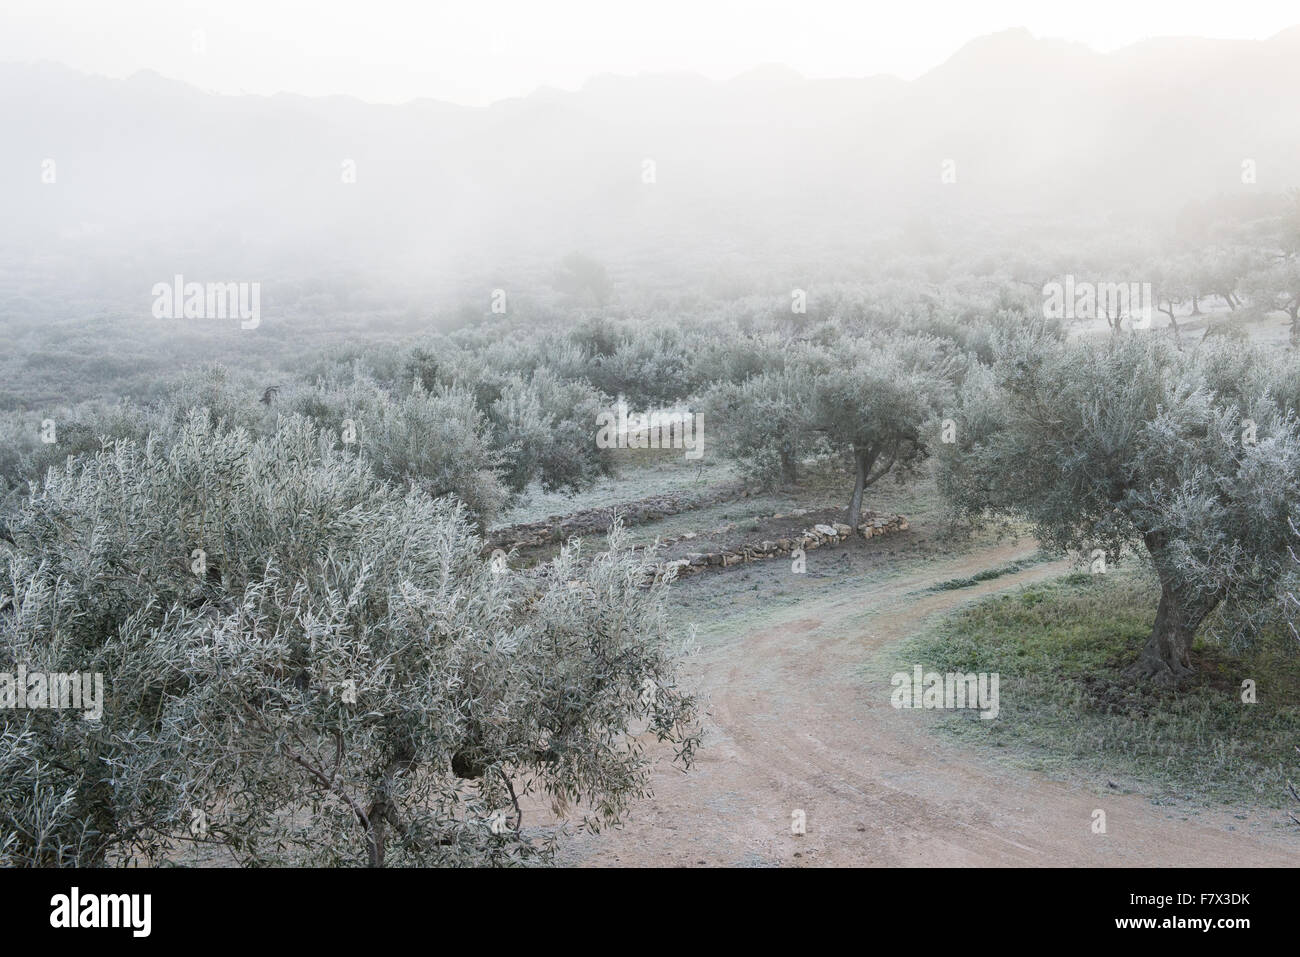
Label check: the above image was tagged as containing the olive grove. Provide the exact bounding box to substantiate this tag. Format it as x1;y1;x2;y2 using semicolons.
0;413;699;866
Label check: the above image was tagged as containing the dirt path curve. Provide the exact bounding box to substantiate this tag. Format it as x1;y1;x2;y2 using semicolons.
557;540;1300;866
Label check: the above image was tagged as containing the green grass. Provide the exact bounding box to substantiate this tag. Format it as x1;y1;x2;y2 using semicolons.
897;568;1300;808
928;557;1044;591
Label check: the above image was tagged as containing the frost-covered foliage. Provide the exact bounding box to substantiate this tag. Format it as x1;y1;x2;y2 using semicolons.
704;365;823;487
287;377;509;527
287;345;616;508
0;350;615;531
0;400;155;507
937;333;1300;684
808;335;961;528
0;413;699;866
705;334;960;525
490;369;615;494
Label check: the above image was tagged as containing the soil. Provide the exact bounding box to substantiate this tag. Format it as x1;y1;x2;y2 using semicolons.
552;540;1300;867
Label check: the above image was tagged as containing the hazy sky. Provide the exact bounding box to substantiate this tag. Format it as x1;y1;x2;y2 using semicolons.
3;0;1298;106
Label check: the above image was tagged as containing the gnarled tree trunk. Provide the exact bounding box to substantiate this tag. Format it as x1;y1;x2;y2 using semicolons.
1127;535;1222;686
779;448;798;487
846;448;872;530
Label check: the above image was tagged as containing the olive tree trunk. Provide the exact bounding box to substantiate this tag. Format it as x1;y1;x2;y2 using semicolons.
1127;536;1222;685
779;448;798;487
845;443;898;532
846;448;871;530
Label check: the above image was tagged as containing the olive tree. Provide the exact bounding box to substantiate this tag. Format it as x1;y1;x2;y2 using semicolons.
489;369;615;494
703;365;823;487
938;334;1300;685
811;336;959;529
1152;258;1197;345
287;377;509;528
702;334;957;523
1242;191;1300;342
1244;258;1300;343
0;412;699;866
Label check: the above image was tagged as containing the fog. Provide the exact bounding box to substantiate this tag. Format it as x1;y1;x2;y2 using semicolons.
4;2;1300;881
3;26;1299;367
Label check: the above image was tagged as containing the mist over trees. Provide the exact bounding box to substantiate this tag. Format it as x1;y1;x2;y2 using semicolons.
4;23;1300;868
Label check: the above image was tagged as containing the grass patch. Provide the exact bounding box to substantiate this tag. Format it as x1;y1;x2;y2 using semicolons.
897;568;1300;808
928;557;1043;591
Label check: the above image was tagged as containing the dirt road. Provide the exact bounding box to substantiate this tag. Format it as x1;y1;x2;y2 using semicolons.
557;541;1300;866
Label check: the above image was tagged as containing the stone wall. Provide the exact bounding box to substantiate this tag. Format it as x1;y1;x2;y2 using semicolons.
653;513;909;579
488;482;749;550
